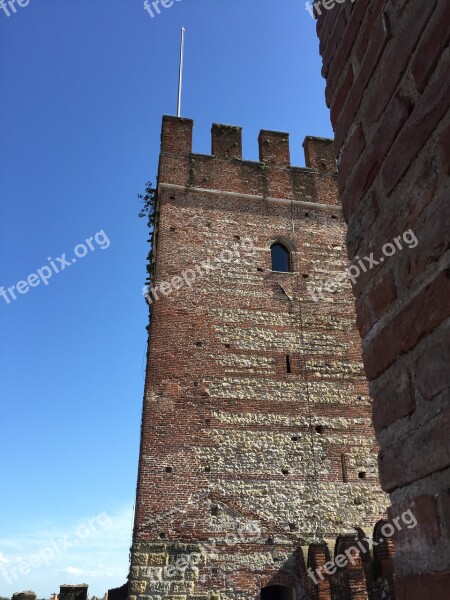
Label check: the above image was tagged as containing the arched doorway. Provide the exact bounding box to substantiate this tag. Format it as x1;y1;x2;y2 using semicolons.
261;585;295;600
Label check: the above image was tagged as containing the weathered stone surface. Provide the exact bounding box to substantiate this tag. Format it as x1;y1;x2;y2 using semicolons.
12;593;37;600
59;585;88;600
315;0;450;594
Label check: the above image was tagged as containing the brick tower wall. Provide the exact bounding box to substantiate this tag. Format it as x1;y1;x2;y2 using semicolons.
314;0;450;596
129;116;388;600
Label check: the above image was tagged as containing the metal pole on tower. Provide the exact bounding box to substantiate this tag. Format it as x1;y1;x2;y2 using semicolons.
177;27;186;118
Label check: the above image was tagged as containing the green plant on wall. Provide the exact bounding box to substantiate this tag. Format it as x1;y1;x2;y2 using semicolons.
138;181;157;302
138;180;157;229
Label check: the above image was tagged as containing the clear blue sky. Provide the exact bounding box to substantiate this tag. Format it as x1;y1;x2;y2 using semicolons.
0;0;331;596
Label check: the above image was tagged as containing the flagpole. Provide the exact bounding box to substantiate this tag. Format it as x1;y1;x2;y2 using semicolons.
177;27;186;118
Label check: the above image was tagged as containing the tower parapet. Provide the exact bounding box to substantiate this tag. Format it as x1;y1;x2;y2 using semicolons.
158;116;339;206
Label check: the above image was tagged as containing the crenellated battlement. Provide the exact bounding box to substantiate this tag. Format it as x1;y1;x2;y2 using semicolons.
158;116;339;206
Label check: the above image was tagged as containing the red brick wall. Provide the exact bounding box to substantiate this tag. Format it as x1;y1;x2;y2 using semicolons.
129;117;388;600
315;0;450;595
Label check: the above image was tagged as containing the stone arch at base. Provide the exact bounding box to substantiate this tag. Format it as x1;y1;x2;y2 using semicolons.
259;574;297;590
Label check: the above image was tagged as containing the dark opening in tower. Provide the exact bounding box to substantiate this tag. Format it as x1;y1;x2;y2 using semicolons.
261;585;295;600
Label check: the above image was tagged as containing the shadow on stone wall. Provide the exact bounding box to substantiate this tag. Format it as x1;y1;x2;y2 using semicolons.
302;520;395;599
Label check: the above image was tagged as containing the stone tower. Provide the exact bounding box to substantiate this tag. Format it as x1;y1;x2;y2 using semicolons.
129;116;388;600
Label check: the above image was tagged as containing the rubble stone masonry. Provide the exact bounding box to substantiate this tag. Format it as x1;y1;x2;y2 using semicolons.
129;116;388;600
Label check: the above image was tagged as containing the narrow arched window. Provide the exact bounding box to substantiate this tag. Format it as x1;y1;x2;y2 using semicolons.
271;243;291;272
